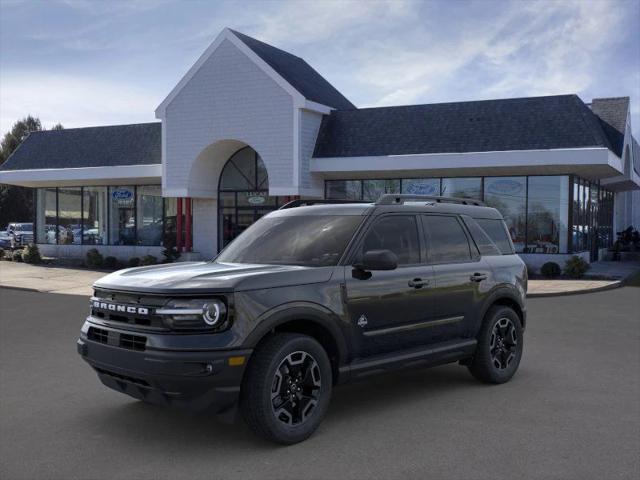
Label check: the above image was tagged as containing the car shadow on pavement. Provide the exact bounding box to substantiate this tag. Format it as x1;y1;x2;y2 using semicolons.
77;363;483;449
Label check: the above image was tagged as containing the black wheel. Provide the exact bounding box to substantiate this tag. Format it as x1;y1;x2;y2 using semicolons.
240;333;332;444
468;306;523;384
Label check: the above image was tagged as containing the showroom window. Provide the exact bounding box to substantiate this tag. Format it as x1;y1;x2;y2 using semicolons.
109;186;136;245
441;177;482;200
526;176;569;254
483;177;526;253
326;175;613;255
57;188;82;245
137;186;163;246
35;186;171;247
402;178;440;196
82;187;107;245
35;187;57;244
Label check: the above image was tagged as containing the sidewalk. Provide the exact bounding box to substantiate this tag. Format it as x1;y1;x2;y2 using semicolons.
0;262;104;296
0;260;638;298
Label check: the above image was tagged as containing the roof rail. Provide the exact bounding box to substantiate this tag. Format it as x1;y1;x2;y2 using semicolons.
376;194;485;207
279;199;370;209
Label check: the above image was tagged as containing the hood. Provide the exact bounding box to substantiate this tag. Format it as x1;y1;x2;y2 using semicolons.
93;261;335;294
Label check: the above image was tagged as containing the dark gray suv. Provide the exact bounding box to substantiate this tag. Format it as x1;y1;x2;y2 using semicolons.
78;194;527;444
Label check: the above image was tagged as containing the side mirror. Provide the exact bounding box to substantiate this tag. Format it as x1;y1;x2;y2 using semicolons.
354;249;398;271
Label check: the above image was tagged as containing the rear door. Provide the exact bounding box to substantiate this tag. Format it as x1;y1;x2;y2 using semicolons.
421;214;492;341
343;214;435;356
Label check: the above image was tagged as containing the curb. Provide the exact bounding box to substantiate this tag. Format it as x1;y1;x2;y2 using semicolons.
0;284;42;293
527;280;622;298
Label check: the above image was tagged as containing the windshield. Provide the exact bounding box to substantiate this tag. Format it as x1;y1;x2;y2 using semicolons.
216;215;363;267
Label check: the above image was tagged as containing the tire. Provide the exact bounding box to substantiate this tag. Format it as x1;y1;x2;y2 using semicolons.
468;306;523;384
240;333;332;444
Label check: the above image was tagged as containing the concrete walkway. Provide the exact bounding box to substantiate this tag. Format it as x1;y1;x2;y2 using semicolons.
1;260;638;298
0;262;104;296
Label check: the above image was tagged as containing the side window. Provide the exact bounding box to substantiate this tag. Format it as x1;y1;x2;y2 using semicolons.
423;215;472;264
476;218;514;254
359;215;420;265
462;217;501;256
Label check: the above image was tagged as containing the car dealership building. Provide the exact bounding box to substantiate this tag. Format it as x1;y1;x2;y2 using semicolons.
1;28;639;270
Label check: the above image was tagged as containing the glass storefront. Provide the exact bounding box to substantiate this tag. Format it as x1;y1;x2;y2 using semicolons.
326;175;614;255
57;187;82;245
35;186;170;246
484;177;526;253
82;187;107;245
218;146;282;249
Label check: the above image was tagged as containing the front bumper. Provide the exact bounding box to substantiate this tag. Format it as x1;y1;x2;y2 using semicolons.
77;322;252;413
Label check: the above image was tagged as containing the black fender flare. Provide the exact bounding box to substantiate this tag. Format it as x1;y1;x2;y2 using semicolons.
242;302;349;365
478;286;526;330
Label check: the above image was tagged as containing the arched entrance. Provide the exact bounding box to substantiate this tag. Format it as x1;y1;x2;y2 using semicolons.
218;146;282;248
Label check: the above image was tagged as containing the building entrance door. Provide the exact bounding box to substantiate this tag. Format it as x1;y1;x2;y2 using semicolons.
217;147;281;250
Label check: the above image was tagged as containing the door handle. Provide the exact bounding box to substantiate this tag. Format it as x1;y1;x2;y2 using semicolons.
470;273;488;282
408;278;429;289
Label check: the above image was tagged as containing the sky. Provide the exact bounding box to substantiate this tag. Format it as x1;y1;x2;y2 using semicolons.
1;0;639;137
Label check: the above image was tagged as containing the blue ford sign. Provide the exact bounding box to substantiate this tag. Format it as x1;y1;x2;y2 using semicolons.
112;189;133;200
488;179;523;195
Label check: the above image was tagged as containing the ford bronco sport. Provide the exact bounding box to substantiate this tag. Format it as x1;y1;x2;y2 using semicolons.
78;194;527;444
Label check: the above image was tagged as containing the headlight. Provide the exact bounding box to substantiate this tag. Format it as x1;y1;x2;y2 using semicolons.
156;298;228;331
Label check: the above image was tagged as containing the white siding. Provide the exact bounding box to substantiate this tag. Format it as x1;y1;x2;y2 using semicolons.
192;198;217;258
163;39;295;195
299;109;324;195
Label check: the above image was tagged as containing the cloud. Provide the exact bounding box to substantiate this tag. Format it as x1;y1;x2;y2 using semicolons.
249;0;412;46
348;0;626;107
0;72;158;132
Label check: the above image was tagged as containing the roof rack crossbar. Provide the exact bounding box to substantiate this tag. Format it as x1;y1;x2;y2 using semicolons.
279;199;370;209
376;194;485;207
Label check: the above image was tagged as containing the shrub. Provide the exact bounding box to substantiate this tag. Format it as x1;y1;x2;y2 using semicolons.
564;255;590;279
140;255;158;266
85;248;103;268
161;246;180;264
12;250;24;262
0;248;5;260
540;261;561;278
128;257;140;268
21;244;42;264
103;256;118;269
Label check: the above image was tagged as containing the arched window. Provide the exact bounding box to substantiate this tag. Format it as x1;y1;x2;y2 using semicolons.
218;147;280;249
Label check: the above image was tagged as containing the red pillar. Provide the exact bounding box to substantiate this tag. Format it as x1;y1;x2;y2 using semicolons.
176;197;183;253
185;198;192;252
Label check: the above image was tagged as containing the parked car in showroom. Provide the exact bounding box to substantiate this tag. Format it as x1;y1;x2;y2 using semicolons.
78;195;527;444
4;223;34;249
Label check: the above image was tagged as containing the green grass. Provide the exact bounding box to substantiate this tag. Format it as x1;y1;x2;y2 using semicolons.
624;270;640;287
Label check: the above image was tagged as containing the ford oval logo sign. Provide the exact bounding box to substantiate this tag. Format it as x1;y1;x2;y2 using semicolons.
405;182;439;195
112;189;133;200
488;179;523;195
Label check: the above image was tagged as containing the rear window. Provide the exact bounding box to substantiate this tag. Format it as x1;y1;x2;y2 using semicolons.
475;218;514;254
463;218;501;256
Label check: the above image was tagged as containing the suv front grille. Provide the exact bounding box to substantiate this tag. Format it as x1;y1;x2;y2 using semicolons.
87;326;147;351
90;290;168;331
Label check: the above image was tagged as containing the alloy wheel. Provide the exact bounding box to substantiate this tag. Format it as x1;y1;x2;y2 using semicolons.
271;351;322;426
490;317;518;370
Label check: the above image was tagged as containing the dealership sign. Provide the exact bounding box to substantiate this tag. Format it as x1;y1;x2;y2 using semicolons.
487;179;523;195
405;182;439;195
112;188;134;207
245;192;267;205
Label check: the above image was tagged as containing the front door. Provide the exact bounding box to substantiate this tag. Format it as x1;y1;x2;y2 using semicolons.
344;214;434;357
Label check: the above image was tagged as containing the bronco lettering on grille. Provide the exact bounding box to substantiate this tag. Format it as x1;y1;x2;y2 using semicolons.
92;300;149;315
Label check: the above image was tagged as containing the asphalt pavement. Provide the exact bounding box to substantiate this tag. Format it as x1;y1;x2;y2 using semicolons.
0;287;639;480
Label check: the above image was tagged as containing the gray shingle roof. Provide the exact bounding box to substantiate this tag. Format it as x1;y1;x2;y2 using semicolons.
230;29;355;111
0;122;161;171
590;97;629;157
313;95;615;158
